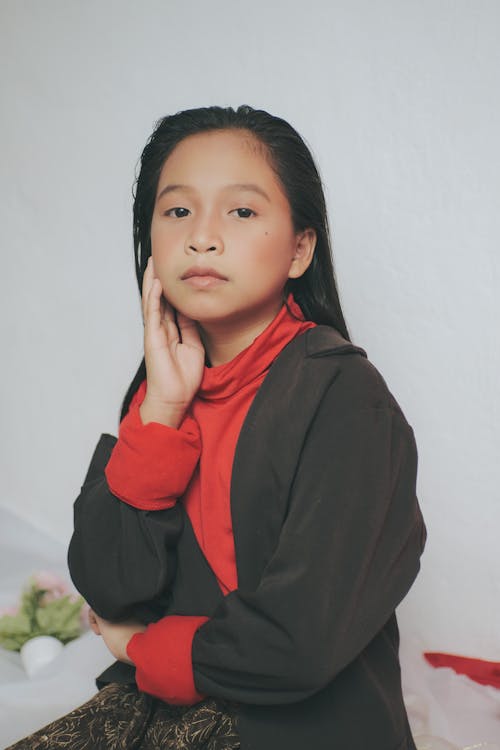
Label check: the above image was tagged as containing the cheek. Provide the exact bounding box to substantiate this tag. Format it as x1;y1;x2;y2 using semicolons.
150;223;178;263
256;213;296;254
249;230;295;272
149;221;162;254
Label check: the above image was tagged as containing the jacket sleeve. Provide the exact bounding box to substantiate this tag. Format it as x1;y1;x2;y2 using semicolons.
67;383;201;622
127;385;426;705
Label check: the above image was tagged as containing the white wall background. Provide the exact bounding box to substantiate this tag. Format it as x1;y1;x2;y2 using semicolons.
1;0;499;660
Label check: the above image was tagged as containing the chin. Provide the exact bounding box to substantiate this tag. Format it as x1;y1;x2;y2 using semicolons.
172;292;233;320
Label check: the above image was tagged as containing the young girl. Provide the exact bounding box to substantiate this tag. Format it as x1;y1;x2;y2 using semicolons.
11;105;426;750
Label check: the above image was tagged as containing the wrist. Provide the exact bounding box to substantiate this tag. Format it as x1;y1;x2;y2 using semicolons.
139;397;186;429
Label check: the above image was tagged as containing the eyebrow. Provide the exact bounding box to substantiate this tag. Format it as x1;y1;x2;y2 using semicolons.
156;183;271;202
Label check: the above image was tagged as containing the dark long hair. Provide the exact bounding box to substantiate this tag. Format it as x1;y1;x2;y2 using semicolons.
120;105;350;421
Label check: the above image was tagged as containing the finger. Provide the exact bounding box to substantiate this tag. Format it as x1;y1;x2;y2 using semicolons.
141;256;154;323
159;293;174;325
93;613;108;635
149;254;158;277
176;311;203;348
142;257;173;334
144;276;162;330
160;296;183;340
88;609;101;635
145;279;179;344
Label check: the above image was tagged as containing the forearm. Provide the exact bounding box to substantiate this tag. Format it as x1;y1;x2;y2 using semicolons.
68;380;201;617
68;473;183;620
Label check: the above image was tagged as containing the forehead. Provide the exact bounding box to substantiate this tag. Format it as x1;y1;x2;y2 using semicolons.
158;129;278;186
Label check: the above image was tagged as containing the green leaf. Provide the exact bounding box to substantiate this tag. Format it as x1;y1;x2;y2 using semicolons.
0;612;33;651
0;579;85;650
35;596;84;644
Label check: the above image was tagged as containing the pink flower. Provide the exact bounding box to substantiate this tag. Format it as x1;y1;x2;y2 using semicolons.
32;571;73;605
0;605;19;617
33;571;70;595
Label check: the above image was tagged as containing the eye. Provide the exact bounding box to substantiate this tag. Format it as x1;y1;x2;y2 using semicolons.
230;207;256;219
164;207;190;218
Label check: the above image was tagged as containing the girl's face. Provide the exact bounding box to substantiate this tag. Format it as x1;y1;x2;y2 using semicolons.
150;129;315;329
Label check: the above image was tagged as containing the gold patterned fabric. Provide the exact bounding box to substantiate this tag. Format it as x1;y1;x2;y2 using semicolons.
6;683;240;750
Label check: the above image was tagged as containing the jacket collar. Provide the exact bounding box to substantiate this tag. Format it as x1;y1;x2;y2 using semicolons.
304;325;367;359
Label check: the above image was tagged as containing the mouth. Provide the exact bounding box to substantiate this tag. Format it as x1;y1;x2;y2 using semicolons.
181;266;228;281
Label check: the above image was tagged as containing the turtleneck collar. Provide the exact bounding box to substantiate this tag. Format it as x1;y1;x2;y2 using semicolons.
197;294;315;401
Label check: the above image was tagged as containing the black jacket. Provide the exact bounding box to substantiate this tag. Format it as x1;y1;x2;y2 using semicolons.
68;325;426;750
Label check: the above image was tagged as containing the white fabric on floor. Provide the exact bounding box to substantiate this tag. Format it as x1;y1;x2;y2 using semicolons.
1;507;499;748
400;638;500;748
0;508;111;747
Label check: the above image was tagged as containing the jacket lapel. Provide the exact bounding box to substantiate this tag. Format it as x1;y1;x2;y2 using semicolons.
230;326;366;590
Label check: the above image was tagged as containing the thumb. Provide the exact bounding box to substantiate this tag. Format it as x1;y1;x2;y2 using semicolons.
176;311;203;349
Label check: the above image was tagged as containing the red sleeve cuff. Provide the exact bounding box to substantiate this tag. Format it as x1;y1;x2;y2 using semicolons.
104;381;201;510
127;615;209;705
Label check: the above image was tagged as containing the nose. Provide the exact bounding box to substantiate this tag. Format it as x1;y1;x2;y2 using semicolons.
187;241;220;254
185;213;223;255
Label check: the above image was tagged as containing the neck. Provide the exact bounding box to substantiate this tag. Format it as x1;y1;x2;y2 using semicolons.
198;300;284;367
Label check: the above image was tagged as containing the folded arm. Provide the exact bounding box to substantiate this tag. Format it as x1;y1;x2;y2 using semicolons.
68;382;201;621
127;391;426;705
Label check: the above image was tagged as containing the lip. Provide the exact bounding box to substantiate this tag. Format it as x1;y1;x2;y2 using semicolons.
182;275;227;289
181;266;228;281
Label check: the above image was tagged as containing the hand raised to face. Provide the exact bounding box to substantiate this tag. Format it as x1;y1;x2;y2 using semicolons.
139;255;205;429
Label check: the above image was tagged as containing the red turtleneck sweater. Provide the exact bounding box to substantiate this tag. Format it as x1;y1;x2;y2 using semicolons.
104;296;315;704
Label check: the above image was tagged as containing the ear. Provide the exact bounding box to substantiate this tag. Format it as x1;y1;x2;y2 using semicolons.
288;228;316;279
